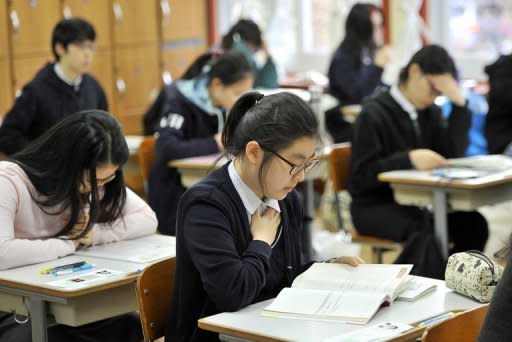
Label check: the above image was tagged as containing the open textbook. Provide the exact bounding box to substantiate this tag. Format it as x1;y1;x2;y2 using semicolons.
447;155;512;172
263;263;413;324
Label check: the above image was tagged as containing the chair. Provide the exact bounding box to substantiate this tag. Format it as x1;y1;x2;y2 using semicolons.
421;305;489;342
137;136;157;196
327;142;402;263
135;257;176;342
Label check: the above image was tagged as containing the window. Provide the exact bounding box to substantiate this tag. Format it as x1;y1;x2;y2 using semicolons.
429;0;512;80
217;0;381;75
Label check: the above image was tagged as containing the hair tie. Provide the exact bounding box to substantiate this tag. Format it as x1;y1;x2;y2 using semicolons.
210;48;223;59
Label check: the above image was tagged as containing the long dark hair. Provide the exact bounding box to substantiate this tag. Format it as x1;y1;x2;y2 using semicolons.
221;19;263;50
13;110;129;239
398;44;457;84
339;3;382;68
181;50;252;85
222;92;318;187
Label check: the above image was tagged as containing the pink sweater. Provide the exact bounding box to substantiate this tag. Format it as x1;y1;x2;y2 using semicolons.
0;161;158;270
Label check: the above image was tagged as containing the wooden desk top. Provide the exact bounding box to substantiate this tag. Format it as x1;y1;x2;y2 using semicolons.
169;153;225;170
169;147;332;170
0;256;140;298
198;277;482;342
0;235;175;298
379;168;512;190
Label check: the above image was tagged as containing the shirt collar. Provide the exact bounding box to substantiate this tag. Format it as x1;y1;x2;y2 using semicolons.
390;85;417;121
228;162;281;216
54;63;82;91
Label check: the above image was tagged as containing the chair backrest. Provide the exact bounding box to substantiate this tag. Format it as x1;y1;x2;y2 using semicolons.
328;142;352;193
137;136;157;194
135;257;176;342
421;305;489;342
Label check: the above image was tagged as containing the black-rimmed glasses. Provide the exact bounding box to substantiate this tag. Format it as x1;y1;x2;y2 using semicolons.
261;145;319;177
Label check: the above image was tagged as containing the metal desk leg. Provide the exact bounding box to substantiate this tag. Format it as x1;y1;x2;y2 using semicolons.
433;189;449;260
302;179;315;262
29;297;48;342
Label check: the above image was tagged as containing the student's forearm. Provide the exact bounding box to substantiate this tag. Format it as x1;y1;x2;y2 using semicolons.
0;238;75;270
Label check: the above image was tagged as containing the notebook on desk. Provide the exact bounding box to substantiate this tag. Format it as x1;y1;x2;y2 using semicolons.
263;263;413;324
447;155;512;172
75;234;175;264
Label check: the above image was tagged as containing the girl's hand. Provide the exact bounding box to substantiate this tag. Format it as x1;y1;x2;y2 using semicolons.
331;256;365;267
251;207;281;246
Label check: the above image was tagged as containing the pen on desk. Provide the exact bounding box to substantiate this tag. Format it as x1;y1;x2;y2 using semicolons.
52;263;94;276
418;311;455;327
39;261;88;275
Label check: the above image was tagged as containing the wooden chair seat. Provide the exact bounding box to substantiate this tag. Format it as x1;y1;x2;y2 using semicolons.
137;136;157;197
135;257;175;342
327;143;402;263
421;305;489;342
351;231;402;249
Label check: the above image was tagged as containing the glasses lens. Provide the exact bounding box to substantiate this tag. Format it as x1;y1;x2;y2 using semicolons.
291;159;319;177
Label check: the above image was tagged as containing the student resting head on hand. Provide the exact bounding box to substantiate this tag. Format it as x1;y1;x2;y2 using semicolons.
165;91;363;342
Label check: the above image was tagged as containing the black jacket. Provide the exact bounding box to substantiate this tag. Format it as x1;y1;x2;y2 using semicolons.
484;54;512;154
147;84;220;235
165;164;309;342
479;254;512;341
0;63;107;154
327;46;384;105
349;89;471;205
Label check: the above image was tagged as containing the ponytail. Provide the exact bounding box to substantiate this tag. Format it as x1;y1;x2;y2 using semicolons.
221;19;263;50
223;91;318;160
222;92;264;150
181;53;213;80
180;50;252;86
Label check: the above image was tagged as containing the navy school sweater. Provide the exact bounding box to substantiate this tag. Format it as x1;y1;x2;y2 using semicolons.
165;163;311;342
147;84;220;235
0;62;107;155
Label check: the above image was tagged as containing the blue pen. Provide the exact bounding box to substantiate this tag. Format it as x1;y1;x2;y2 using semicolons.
418;312;455;327
51;263;93;276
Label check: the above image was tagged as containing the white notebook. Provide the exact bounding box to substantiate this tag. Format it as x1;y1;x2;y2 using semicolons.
263;263;413;324
75;234;175;264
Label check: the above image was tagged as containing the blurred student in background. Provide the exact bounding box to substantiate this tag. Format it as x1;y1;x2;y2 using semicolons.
326;3;391;142
144;51;254;235
348;45;488;278
221;19;278;89
0;18;107;155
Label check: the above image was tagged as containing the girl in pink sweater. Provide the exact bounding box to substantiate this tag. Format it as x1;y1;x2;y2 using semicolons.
0;109;156;342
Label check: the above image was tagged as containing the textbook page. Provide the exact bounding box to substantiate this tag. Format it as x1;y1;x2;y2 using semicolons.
447;155;512;171
264;288;389;324
291;263;413;300
263;263;412;324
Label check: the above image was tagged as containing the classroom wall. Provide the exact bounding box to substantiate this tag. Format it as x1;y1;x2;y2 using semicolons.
0;0;210;135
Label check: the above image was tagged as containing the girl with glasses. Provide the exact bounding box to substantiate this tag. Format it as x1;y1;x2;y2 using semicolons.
166;92;363;342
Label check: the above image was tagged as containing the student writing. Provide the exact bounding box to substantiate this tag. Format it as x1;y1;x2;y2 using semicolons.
0;18;108;155
165;92;363;342
145;51;254;235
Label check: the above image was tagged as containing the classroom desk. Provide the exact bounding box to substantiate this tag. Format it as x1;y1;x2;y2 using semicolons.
378;168;512;259
198;277;483;342
170;149;329;262
0;234;175;342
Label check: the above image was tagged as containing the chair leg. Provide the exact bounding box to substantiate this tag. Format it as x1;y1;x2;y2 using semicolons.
333;192;343;232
